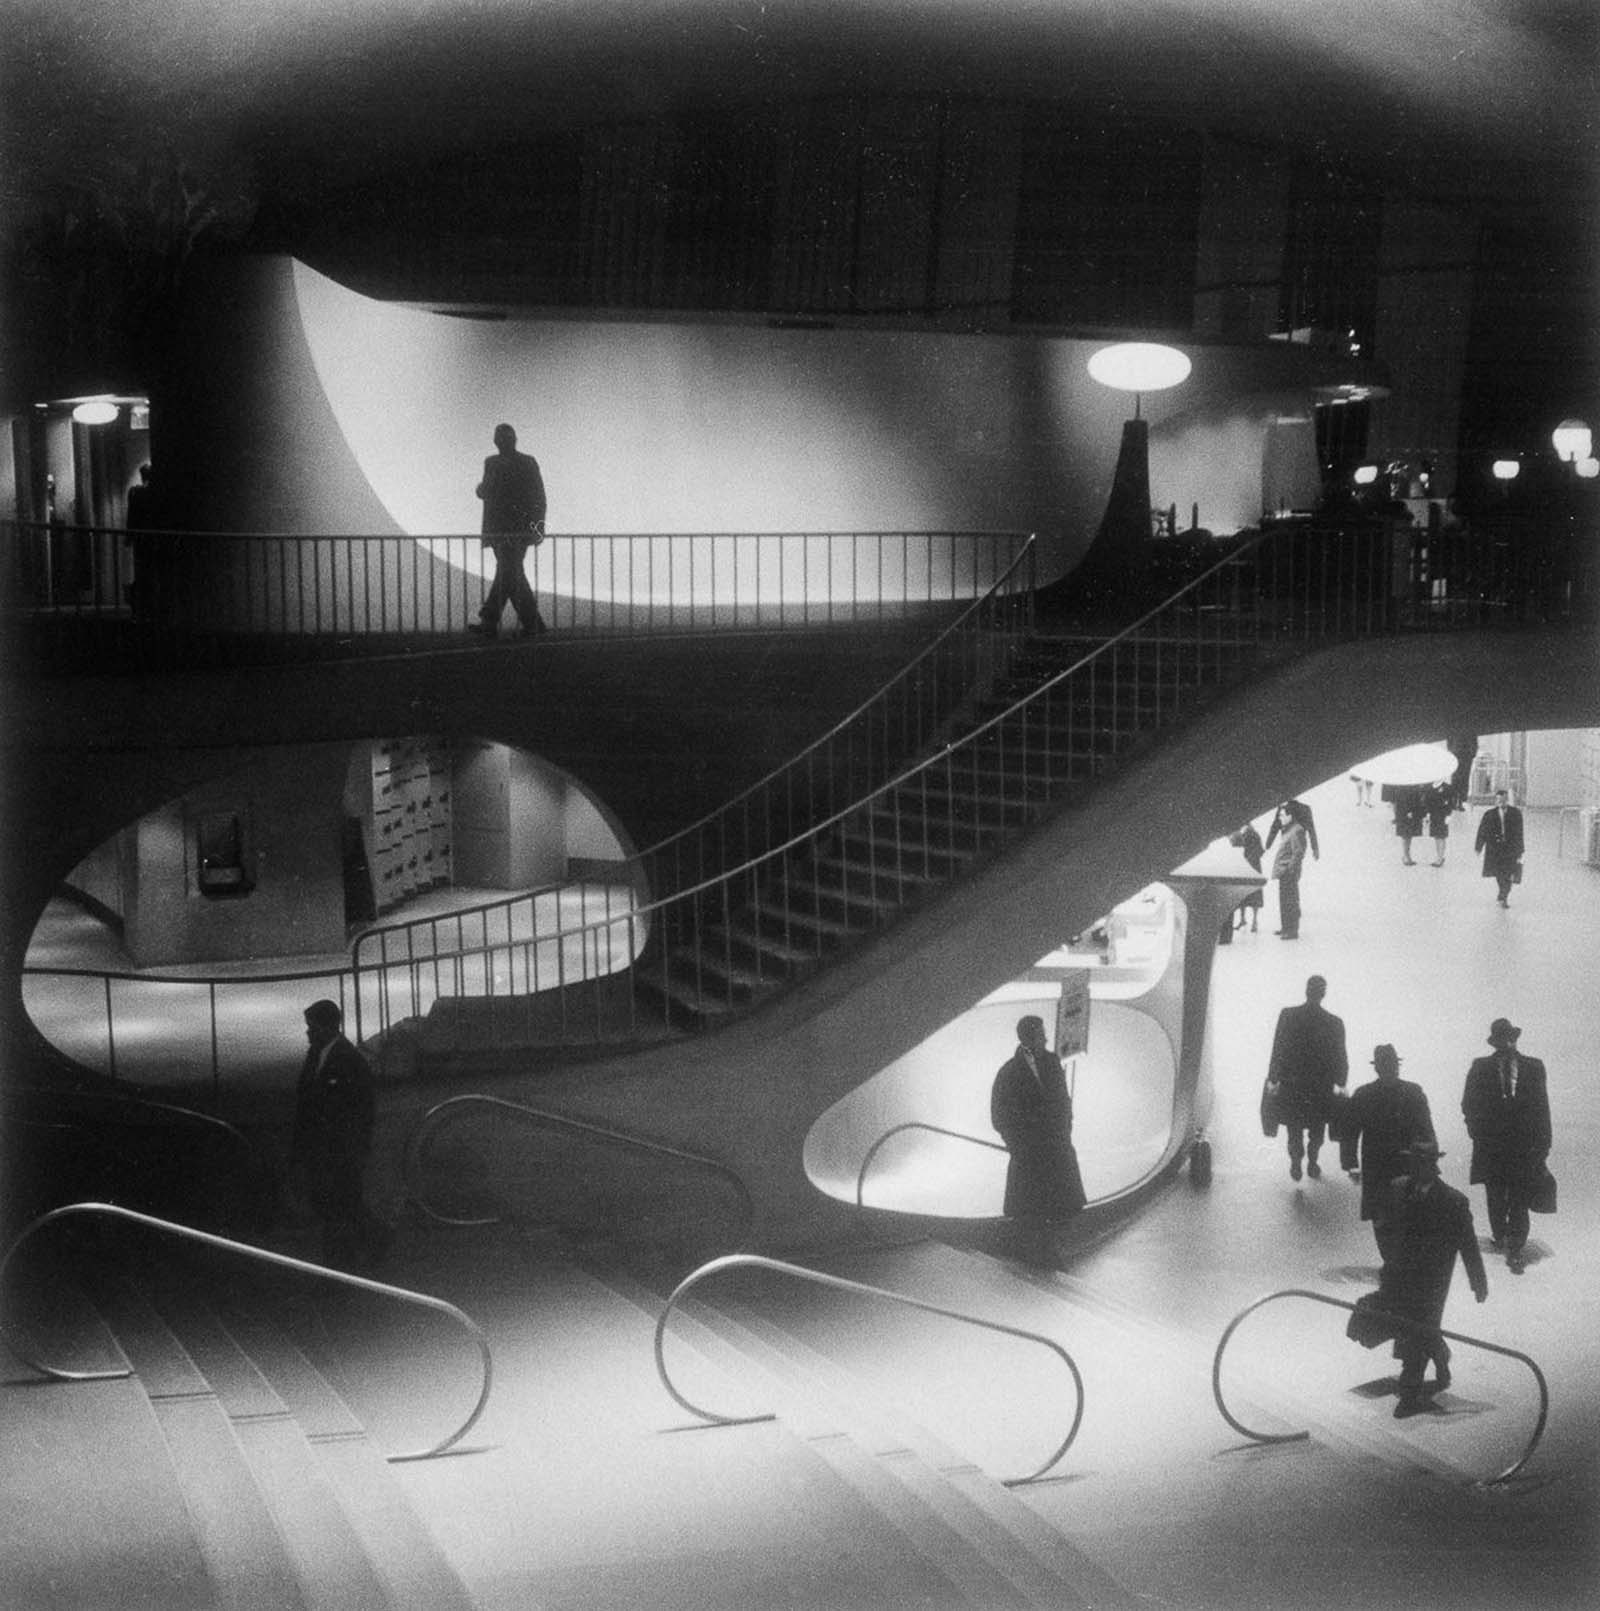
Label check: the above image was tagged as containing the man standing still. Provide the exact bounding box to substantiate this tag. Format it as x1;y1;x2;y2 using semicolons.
472;422;547;638
1339;1044;1436;1259
1462;1018;1552;1273
292;1000;387;1270
1474;788;1524;906
991;1015;1087;1267
1266;975;1348;1180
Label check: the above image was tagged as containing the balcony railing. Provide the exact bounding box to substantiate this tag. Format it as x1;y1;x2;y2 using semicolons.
1;522;1034;671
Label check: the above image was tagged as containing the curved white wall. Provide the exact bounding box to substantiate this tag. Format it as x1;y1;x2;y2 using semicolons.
284;259;1335;566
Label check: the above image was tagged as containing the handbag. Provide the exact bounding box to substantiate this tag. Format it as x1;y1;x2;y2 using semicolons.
1530;1165;1557;1214
1260;1079;1281;1138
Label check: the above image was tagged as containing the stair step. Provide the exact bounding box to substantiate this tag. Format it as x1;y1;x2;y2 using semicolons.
219;1303;477;1611
84;1268;312;1611
139;1273;397;1611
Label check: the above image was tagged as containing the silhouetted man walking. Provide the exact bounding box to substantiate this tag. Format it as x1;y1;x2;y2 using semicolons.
1266;974;1348;1180
472;422;547;638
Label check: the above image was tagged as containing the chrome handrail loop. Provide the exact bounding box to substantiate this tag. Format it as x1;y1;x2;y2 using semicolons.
653;1252;1084;1486
404;1093;755;1238
0;1202;493;1463
855;1122;1007;1207
1212;1286;1549;1485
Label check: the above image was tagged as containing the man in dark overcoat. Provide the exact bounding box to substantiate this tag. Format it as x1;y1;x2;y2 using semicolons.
1461;1017;1552;1273
991;1015;1086;1267
1266;974;1348;1180
1339;1043;1436;1259
472;422;548;638
1473;788;1524;906
1371;1140;1488;1418
292;999;387;1269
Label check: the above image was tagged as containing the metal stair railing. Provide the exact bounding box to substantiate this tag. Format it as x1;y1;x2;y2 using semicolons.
2;520;1032;671
350;536;1036;1037
1212;1287;1549;1485
383;523;1283;1038
652;1252;1085;1485
403;1093;754;1240
0;1201;493;1463
856;1122;1008;1207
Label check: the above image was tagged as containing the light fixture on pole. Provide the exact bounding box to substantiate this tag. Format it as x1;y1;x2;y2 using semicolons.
1042;342;1195;618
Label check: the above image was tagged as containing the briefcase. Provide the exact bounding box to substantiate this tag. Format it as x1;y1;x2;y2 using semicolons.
1530;1165;1557;1214
1259;1079;1280;1138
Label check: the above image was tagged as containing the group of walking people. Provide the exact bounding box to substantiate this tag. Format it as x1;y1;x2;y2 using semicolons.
1264;976;1554;1416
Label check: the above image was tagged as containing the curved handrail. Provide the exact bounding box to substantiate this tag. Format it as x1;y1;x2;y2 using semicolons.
652;1252;1084;1486
403;1094;755;1236
0;1202;493;1463
351;535;1037;971
1212;1287;1549;1486
856;1122;1007;1207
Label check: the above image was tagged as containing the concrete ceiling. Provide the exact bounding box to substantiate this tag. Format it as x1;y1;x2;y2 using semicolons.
5;0;1596;226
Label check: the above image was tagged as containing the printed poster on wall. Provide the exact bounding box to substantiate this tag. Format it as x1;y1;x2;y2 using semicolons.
1055;970;1090;1058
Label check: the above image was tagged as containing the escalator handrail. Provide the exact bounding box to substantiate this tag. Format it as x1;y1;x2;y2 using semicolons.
653;1251;1084;1486
403;1093;755;1236
856;1122;1007;1207
1212;1286;1549;1485
0;1201;493;1463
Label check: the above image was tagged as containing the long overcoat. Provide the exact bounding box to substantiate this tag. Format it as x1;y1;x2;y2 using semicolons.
1367;1177;1485;1346
1337;1077;1436;1220
1461;1051;1551;1189
991;1048;1087;1221
1473;804;1524;881
1266;1000;1348;1127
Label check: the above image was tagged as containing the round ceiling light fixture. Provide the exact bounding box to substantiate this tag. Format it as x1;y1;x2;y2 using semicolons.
71;399;119;426
1086;343;1192;394
1491;459;1521;481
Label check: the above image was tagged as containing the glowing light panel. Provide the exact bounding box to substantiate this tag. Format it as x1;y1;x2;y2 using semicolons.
1087;343;1192;393
1352;464;1379;485
1552;419;1591;462
1492;459;1521;481
71;399;119;425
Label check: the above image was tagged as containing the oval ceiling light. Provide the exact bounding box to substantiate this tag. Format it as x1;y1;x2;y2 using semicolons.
1576;457;1599;479
1491;459;1521;481
71;399;119;425
1352;464;1379;485
1086;343;1192;393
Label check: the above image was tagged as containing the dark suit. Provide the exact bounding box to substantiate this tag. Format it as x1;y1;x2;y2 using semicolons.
1474;803;1524;901
1338;1077;1436;1254
1266;999;1348;1168
292;1033;384;1266
991;1046;1086;1251
1373;1177;1486;1391
476;446;547;632
1462;1049;1551;1252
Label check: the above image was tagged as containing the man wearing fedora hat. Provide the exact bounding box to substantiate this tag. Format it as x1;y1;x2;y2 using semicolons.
1376;1138;1488;1418
1462;1018;1552;1273
1339;1043;1436;1259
